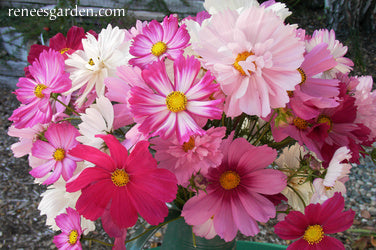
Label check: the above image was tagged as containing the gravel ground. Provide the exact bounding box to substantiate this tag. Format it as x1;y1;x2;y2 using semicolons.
1;7;375;250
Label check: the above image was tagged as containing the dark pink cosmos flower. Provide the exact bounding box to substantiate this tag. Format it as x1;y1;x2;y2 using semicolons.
274;193;355;249
66;134;177;233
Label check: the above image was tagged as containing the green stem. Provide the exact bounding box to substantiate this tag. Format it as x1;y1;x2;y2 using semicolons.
191;227;197;248
81;237;114;247
347;228;376;235
52;95;80;116
124;216;183;244
57;117;82;122
268;137;296;150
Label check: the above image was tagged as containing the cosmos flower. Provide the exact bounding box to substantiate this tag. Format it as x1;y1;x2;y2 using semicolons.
29;122;81;185
128;55;223;144
274;192;355;249
192;6;304;117
182;136;286;241
66;134;177;232
129;15;190;69
53;207;83;250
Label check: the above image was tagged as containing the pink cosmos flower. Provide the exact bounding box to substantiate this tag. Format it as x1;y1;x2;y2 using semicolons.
311;147;351;204
30;123;80;185
129;15;190;69
192;7;304;117
128;55;223;144
53;207;83;250
306;29;354;78
66;134;177;233
182;136;287;241
274;192;355;249
150;126;226;185
289;43;339;120
9;49;71;129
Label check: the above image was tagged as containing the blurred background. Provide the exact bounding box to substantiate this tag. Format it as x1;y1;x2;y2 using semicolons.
0;0;375;249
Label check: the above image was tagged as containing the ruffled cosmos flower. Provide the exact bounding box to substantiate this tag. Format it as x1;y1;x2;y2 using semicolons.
306;29;354;78
193;7;304;117
53;207;83;250
129;55;223;144
9;49;71;129
311;147;351;204
65;24;130;107
30;122;81;185
66;134;177;232
288;43;339;120
182;136;287;241
150;126;226;185
275;192;355;249
129;15;190;69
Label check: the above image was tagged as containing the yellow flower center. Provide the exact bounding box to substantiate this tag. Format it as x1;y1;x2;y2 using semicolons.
220;171;240;190
166;91;187;112
293;117;308;130
34;84;48;98
53;148;65;161
298;68;307;85
60;48;70;54
233;51;255;76
303;225;324;245
182;136;195;152
325;185;334;190
88;58;95;66
317;114;332;131
151;41;167;57
68;229;79;245
111;169;129;187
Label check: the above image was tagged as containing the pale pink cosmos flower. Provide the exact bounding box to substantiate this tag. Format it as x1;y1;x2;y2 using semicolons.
311;147;352;204
30;122;81;185
8;123;47;158
192;7;304;117
182;136;287;241
53;207;83;250
150;126;226;185
128;55;223;144
9;49;71;128
306;29;354;78
192;217;217;240
353;76;376;141
129;15;190;69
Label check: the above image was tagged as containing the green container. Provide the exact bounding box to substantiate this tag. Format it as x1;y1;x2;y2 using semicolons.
154;219;287;250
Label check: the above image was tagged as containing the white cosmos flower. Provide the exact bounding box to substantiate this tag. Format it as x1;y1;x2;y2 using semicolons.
65;24;131;106
275;143;315;212
77;95;114;149
38;163;95;233
311;147;352;204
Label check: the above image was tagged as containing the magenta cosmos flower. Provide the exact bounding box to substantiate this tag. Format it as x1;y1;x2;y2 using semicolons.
192;7;304;117
150;126;226;185
129;55;223;144
129;14;190;69
53;207;83;250
66;134;177;230
274;193;355;249
182;136;287;241
9;49;71;129
30;122;80;185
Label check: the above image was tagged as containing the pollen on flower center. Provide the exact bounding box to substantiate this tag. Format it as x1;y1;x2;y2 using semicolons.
34;84;48;98
111;169;129;187
325;185;334;190
220;170;240;190
53;148;65;161
60;48;70;54
233;51;255;76
166;91;187;112
182;136;195;152
303;224;324;245
317;114;332;131
293;117;308;130
68;229;79;245
88;58;95;66
298;68;307;85
151;41;167;57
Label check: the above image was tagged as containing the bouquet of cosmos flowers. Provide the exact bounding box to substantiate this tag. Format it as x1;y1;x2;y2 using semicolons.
8;0;376;249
